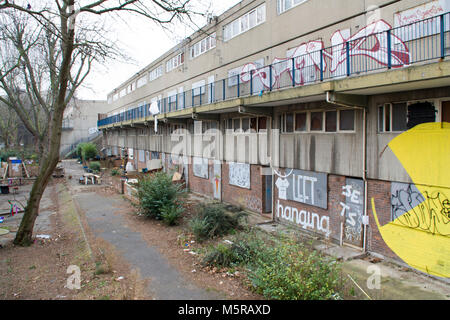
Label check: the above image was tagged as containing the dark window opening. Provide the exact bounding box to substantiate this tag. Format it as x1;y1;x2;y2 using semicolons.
234;119;241;132
242;118;250;132
340;109;355;131
258;117;267;131
325;111;337;132
295;113;307;131
285;113;294;132
407;102;436;129
310;112;323;131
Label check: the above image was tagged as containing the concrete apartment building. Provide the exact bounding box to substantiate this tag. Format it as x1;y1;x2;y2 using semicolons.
98;0;450;277
61;98;109;157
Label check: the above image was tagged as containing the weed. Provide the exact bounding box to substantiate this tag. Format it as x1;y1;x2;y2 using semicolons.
189;203;247;241
160;203;184;226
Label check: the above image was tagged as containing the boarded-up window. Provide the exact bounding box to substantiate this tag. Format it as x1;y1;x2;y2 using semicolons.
340;109;355;131
295;113;307;131
310;112;323;131
250;118;257;132
242;118;250;132
234;118;241;132
285;113;294;132
258;117;267;131
325;111;337;132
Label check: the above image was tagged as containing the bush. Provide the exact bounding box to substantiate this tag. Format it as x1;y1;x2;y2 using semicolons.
76;143;86;159
160;203;184;226
89;161;101;172
136;171;185;220
82;143;98;161
247;236;342;300
111;168;120;176
202;242;251;268
189;204;247;242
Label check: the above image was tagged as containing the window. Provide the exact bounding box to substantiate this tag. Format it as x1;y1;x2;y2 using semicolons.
295;113;307;131
149;65;163;82
233;118;241;132
250;118;257;132
379;103;407;132
242;118;250;132
285;113;294;133
192;80;205;97
258;117;267;132
310;112;323;131
392;103;407;131
166;52;184;73
277;0;308;14
190;33;216;59
339;110;355;131
137;76;148;88
325;111;337;132
223;4;266;41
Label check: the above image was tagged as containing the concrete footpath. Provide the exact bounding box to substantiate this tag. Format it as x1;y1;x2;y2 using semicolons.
64;160;223;300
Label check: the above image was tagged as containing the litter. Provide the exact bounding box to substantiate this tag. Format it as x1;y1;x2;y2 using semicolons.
36;234;51;239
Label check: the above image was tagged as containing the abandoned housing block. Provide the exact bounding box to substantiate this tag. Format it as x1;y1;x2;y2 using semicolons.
97;0;450;275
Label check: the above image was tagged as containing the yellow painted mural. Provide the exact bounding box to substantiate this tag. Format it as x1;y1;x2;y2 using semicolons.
371;122;450;278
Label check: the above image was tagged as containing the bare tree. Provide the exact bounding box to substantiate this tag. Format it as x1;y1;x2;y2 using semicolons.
0;0;201;246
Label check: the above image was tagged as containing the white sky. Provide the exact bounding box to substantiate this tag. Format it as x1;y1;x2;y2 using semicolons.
77;0;242;101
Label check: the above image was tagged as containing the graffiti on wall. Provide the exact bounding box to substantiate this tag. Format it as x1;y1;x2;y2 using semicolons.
193;157;208;179
339;179;365;244
276;200;331;238
391;182;450;237
229;162;250;189
372;122;450;278
275;169;327;209
213;160;221;200
394;0;447;26
232;19;410;89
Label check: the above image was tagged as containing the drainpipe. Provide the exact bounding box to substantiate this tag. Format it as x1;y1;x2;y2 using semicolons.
326;92;368;253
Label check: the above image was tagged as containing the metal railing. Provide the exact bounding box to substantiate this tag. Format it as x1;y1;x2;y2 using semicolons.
98;12;450;128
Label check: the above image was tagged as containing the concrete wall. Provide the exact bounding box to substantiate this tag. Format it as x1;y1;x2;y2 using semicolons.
61;99;109;154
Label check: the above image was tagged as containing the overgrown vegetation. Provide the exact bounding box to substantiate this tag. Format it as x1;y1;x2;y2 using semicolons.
0;149;38;162
111;168;120;176
89;161;101;173
201;229;344;300
189;203;247;242
76;142;98;163
136;171;185;224
160;203;185;226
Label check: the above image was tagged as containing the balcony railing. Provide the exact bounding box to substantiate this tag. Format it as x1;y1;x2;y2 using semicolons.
98;12;450;128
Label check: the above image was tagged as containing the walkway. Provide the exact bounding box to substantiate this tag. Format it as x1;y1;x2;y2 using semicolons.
64;160;223;300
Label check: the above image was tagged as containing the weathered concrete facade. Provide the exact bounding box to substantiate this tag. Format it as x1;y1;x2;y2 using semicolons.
98;0;450;277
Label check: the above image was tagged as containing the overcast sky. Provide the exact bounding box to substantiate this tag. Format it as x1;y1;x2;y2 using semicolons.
77;0;242;101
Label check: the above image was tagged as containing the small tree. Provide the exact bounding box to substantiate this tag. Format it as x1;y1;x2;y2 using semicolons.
82;143;98;161
137;171;185;220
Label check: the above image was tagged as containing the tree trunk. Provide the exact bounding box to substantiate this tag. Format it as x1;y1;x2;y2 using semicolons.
14;108;64;246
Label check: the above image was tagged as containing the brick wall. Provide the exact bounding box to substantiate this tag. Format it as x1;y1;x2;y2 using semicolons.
366;179;399;260
272;171;402;262
188;158;215;199
274;173;346;242
222;163;264;214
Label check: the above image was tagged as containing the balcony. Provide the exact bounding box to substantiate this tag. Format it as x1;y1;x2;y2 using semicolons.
98;12;450;129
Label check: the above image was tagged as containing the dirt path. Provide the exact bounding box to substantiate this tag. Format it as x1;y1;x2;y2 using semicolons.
64;160;226;300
